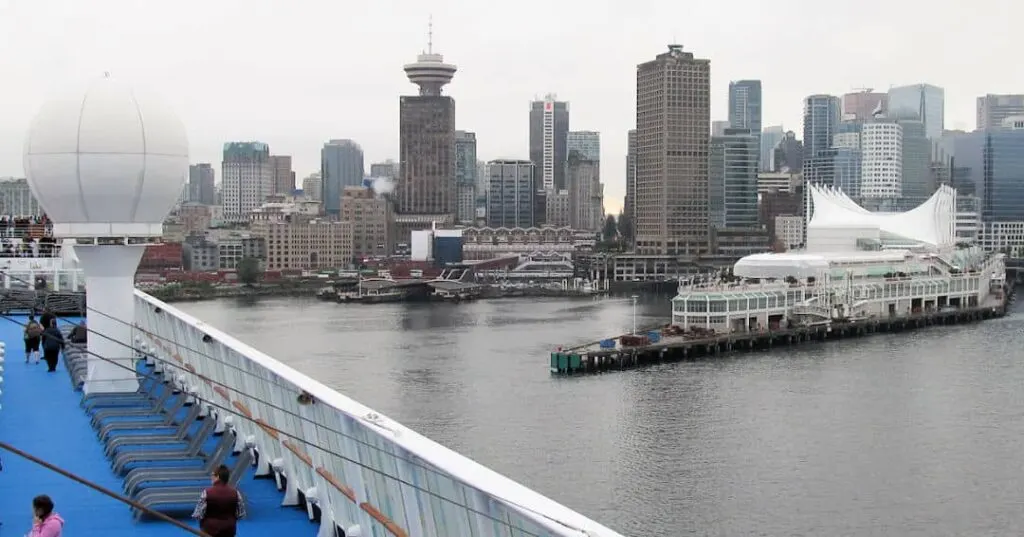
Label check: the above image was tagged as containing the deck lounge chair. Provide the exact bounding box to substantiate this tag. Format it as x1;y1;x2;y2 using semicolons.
132;443;254;519
82;374;165;411
104;403;205;457
89;385;178;427
124;427;237;496
97;395;192;443
111;416;217;475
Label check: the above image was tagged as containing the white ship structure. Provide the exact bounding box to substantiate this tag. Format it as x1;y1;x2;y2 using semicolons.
673;184;1007;332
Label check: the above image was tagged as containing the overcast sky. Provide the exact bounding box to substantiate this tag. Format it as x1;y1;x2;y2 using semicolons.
0;0;1019;214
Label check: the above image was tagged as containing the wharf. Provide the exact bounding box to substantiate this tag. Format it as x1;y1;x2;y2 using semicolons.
551;304;1008;375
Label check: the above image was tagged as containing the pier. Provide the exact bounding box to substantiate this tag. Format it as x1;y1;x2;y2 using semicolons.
551;304;1009;375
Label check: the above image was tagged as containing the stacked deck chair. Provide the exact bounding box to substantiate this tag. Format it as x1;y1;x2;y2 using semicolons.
132;437;255;520
68;348;255;520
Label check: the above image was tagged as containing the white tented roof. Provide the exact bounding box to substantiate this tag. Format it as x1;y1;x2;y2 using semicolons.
807;184;956;248
734;253;829;279
733;250;912;279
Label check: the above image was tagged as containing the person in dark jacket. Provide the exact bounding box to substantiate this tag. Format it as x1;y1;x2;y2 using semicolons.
38;312;54;334
192;464;246;537
24;314;43;363
40;319;64;373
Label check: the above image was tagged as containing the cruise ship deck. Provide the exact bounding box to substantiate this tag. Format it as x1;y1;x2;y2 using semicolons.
0;316;312;536
0;290;626;537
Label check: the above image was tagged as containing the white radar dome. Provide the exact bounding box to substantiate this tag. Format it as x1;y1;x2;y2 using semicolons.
22;75;189;237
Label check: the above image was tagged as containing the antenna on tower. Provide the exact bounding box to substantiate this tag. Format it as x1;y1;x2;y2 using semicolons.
427;15;434;54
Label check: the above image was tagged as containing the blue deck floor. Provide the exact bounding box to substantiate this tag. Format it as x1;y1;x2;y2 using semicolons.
0;316;315;536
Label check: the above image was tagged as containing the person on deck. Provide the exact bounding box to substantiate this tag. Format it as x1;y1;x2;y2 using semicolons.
192;464;246;537
40;318;64;373
68;321;87;344
24;314;42;363
28;494;64;537
38;312;54;334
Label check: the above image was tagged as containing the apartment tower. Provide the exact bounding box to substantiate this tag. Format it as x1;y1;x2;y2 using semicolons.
188;164;216;205
529;95;570;191
634;45;711;257
221;142;273;223
321;140;365;218
269;155;295;195
976;94;1024;130
624;129;637;237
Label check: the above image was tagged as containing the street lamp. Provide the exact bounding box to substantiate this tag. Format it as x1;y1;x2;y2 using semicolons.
631;295;639;335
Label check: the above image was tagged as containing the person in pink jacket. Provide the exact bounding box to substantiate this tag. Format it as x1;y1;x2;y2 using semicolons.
28;495;63;537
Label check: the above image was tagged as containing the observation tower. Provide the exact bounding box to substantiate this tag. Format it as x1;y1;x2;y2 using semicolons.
402;19;457;96
23;74;189;394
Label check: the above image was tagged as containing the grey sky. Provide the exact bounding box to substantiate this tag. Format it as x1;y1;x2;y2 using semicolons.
0;0;1019;214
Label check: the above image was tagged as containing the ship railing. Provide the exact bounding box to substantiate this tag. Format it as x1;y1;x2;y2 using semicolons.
133;289;623;537
790;305;831;318
676;280;809;296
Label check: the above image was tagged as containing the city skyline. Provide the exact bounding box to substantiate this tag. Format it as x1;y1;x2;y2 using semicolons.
0;0;1019;215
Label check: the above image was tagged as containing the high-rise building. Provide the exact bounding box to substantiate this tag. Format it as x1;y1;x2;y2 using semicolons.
566;151;602;231
455;130;477;225
976;94;1024;130
545;190;570;228
221;142;273;223
188;164;216;205
369;160;399;179
728;80;762;135
774;131;804;173
712;121;730;137
301;172;322;201
475;160;488;215
269;155;295;195
398;41;457;222
896;119;932;208
567;131;600;162
634;45;710;257
321;140;365;218
970;116;1024;253
340;186;392;258
0;177;42;217
709;128;759;229
860;122;903;202
841;90;888;121
624;129;637;232
486;160;535;228
529;95;570;191
832;123;863;198
980;119;1024;222
802;95;841;185
887;84;944;140
760;126;786;172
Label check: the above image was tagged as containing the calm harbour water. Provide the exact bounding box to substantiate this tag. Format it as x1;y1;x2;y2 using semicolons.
181;295;1024;536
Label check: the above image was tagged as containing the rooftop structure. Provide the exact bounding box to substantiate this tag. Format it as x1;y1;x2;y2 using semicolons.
806;183;956;251
402;19;456;96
